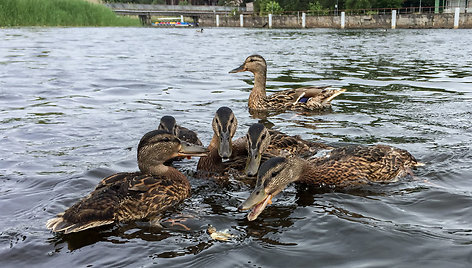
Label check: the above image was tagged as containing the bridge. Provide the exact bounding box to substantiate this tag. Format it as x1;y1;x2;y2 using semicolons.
105;3;249;25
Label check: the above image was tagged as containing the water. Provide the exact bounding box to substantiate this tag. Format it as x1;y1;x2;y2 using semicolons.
1;27;471;267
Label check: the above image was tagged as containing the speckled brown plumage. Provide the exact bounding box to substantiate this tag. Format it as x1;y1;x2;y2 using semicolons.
56;170;190;233
230;55;346;112
265;129;331;159
288;144;419;187
240;144;420;221
46;130;207;234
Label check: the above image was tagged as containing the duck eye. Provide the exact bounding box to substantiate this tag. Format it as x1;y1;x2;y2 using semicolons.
255;190;260;195
261;134;266;140
271;170;281;178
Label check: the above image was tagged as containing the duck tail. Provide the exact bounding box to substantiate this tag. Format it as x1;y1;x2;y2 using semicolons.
46;213;114;234
322;88;347;104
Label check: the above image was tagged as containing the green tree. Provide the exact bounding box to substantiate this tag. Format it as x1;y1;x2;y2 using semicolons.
265;1;283;14
374;0;403;8
308;1;329;14
345;0;371;9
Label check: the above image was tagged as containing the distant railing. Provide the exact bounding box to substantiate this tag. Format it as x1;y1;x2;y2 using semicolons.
105;3;246;13
257;6;469;16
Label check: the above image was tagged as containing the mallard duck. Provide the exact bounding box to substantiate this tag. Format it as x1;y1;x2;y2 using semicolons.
229;55;346;112
196;106;247;176
196;115;330;178
239;144;420;221
242;123;332;176
46;130;208;234
158;115;202;146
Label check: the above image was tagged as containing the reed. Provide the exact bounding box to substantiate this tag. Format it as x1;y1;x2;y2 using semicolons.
0;0;140;27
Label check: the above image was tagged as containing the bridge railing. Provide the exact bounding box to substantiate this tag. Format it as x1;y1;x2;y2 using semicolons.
105;3;246;13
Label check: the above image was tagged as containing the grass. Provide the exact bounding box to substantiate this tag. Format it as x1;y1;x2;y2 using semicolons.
0;0;141;27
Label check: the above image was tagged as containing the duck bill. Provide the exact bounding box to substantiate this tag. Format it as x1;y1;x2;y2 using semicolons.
245;148;262;176
178;141;209;157
229;64;246;73
218;132;232;159
239;186;272;221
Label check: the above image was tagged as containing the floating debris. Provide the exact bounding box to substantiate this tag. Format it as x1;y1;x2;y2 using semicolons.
207;225;234;241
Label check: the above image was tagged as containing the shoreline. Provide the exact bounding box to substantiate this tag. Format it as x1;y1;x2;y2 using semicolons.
198;13;472;29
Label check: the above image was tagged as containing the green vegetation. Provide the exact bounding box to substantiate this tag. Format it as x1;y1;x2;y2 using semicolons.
308;1;329;15
0;0;140;27
261;0;284;15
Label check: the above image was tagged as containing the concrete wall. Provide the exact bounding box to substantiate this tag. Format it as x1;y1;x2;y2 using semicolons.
199;13;472;29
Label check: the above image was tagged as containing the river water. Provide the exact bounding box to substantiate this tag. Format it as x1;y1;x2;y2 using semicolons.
1;27;471;267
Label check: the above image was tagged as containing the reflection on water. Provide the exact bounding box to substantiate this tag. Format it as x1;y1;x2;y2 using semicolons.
0;27;472;267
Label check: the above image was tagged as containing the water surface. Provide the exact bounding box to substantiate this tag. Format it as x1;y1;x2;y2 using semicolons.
1;27;471;267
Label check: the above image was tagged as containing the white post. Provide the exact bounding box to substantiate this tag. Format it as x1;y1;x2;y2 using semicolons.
240;14;244;27
302;12;306;28
268;14;272;28
341;11;345;29
391;10;397;29
216;14;219;27
180;15;184;23
454;7;460;29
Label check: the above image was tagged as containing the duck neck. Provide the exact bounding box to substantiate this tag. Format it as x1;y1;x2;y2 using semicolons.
249;70;267;110
139;162;169;176
297;159;320;184
197;134;223;173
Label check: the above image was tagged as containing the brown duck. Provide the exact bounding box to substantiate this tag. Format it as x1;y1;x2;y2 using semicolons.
158;115;202;146
230;55;346;112
240;145;421;221
236;123;332;176
46;130;208;234
196;106;246;176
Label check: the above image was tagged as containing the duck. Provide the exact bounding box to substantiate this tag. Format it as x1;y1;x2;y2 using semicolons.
46;130;208;234
196;106;246;176
238;123;332;176
196;111;330;178
229;55;346;112
158;115;202;146
239;144;421;221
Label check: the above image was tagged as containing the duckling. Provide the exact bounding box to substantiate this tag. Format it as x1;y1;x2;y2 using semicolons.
239;145;420;221
158;115;202;146
46;130;208;234
229;55;346;112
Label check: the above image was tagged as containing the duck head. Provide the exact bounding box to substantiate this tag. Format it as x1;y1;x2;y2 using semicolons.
137;130;208;174
212;107;238;159
239;157;304;221
245;123;271;176
158;115;179;136
229;55;267;75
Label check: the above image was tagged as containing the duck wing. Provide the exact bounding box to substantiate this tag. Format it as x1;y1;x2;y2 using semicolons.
308;145;418;186
266;86;346;111
46;172;190;234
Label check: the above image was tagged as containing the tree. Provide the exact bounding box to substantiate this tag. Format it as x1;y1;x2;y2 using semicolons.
345;0;371;9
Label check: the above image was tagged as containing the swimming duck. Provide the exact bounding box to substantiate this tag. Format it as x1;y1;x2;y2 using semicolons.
158;115;202;146
239;144;420;221
229;55;346;112
46;130;208;234
242;123;332;176
196;107;246;176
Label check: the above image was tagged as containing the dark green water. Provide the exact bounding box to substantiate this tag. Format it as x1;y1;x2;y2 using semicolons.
0;27;471;267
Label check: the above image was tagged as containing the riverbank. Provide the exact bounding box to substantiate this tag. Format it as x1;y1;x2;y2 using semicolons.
199;12;472;29
0;0;139;27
